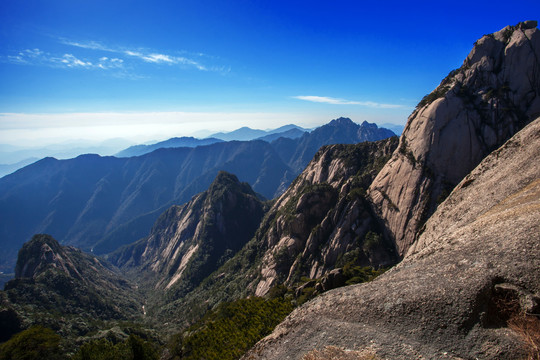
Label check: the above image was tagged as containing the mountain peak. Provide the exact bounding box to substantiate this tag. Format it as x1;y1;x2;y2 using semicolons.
14;234;82;280
329;117;354;126
208;171;257;199
369;21;540;256
212;170;241;186
111;171;265;294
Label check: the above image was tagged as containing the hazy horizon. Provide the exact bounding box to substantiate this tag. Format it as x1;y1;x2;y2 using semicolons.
0;112;402;148
1;1;538;148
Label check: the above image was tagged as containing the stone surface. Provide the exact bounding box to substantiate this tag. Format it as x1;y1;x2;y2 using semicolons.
252;138;399;296
110;171;265;294
242;115;540;360
368;21;540;256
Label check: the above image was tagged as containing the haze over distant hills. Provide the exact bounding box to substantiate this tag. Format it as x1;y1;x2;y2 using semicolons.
114;124;310;158
209;124;309;141
0;119;394;272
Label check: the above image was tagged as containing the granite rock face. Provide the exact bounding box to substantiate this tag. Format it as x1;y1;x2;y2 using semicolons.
369;21;540;256
252;138;399;296
110;171;265;295
243;115;540;360
15;234;83;281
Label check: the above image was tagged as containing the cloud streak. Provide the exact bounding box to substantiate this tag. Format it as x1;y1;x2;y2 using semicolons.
293;95;405;109
4;38;221;75
5;48;125;71
60;38;210;71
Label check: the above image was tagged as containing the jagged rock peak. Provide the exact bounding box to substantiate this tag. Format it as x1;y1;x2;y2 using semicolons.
369;21;540;256
111;170;266;295
329;117;354;125
520;19;538;29
14;234;82;280
207;170;258;198
251;137;399;296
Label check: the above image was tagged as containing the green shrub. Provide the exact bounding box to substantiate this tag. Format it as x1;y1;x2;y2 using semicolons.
363;231;382;252
343;265;386;286
72;334;158;360
170;297;293;360
0;326;64;360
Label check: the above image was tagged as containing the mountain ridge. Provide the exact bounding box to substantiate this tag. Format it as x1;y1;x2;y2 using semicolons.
0;119;392;272
115;137;224;157
110;171;266;297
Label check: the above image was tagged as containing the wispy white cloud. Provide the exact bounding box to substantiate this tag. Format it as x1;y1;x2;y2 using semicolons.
142;53;174;63
293;95;405;109
60;54;93;68
60;37;211;71
124;50;208;70
3;48;125;72
294;96;361;105
59;39;112;52
4;37;220;75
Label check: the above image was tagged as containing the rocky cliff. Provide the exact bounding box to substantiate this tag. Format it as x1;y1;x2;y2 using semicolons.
252;137;399;296
369;20;540;256
149;137;398;328
243;114;540;359
110;171;265;297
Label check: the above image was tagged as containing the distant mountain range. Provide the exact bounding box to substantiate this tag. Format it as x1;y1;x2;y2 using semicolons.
115;137;225;157
0;138;135;165
114;125;310;158
0;158;39;178
209;124;309;141
0;119;394;272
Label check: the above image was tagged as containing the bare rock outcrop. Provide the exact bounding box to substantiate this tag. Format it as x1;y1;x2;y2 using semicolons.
14;233;84;281
243;116;540;360
252;138;398;296
369;21;540;256
110;171;265;295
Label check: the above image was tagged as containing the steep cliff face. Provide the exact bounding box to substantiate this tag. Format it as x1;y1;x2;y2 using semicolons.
252;137;398;296
369;21;540;256
110;171;265;296
243;115;540;360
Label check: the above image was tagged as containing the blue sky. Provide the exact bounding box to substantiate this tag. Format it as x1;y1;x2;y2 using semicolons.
0;0;538;146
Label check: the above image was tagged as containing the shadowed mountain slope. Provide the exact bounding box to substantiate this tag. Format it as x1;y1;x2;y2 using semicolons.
0;119;394;272
0;141;289;272
110;171;266;299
